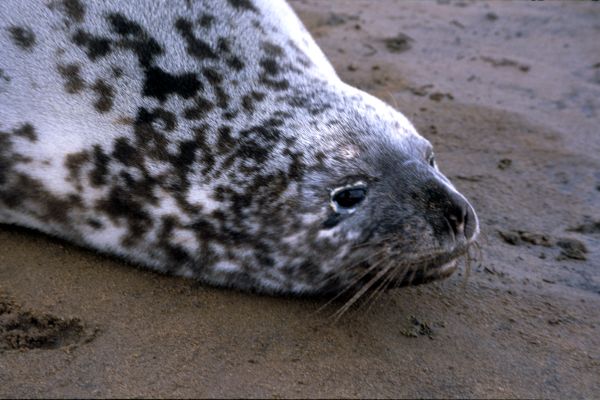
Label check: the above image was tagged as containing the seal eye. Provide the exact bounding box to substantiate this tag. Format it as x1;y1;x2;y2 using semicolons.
332;187;367;210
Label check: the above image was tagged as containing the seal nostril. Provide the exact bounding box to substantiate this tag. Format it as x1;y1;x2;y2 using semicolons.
447;198;479;241
445;195;468;239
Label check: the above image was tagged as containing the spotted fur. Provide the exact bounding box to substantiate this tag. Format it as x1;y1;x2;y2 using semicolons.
0;0;478;294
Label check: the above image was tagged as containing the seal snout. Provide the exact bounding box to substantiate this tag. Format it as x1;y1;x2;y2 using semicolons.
414;172;479;247
443;189;478;242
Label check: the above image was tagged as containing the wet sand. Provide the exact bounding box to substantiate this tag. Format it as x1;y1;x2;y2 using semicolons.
1;0;599;397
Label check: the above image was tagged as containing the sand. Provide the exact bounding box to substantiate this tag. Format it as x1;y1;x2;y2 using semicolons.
1;0;599;397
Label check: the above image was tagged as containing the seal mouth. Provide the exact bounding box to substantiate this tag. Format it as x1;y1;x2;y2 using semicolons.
320;245;475;321
390;250;462;288
348;244;469;292
396;258;458;287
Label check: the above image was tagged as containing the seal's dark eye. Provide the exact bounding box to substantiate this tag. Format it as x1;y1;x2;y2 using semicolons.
333;187;367;209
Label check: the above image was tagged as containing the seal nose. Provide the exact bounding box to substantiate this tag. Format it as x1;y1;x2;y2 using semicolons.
444;190;477;241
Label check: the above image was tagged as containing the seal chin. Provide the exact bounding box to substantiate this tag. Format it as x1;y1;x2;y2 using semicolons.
426;258;458;280
337;243;469;295
393;257;458;287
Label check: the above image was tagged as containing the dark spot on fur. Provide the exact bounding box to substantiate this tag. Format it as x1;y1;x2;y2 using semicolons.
7;26;36;50
217;37;244;71
12;154;33;164
13;123;37;142
260;58;281;76
287;151;305;180
217;37;231;53
89;145;110;187
107;14;163;68
143;66;201;102
252;91;266;101
216;38;245;71
227;56;245;71
288;95;308;108
96;186;153;247
132;107;174;162
166;245;191;264
63;0;85;23
175;18;218;61
241;95;254;113
227;0;259;13
108;13;143;37
0;174;81;224
223;111;238;120
287;93;332;115
215;86;230;109
0;132;13;185
216;125;235;153
202;68;223;85
72;29;111;60
111;66;124;78
73;13;162;68
136;107;177;132
259;57;289;90
158;217;193;267
184;96;215;120
195;126;216;172
112;137;138;166
198;14;215;28
172;140;198;172
314;151;327;165
0;69;11;83
262;42;284;57
235;123;282;163
57;63;85;94
87;218;103;229
92;79;114;113
261;77;289;91
241;91;266;114
118;170;159;206
65;150;89;190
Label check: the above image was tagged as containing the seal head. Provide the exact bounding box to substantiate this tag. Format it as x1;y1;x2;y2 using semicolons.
233;83;480;294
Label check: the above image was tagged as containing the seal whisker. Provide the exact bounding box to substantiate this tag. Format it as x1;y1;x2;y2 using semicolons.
315;254;387;315
331;262;393;322
471;240;483;266
461;240;482;288
322;242;471;316
361;261;411;314
357;262;398;314
309;247;393;301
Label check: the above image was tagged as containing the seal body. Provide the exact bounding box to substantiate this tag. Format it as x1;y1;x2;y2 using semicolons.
0;0;478;294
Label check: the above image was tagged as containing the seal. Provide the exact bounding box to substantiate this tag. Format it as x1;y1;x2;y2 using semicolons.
0;0;479;295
